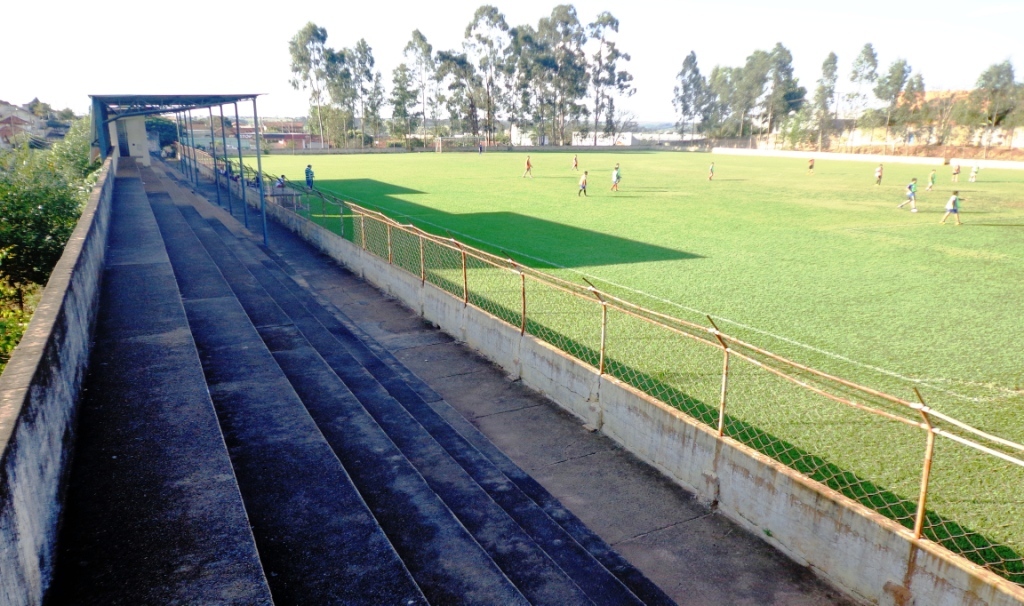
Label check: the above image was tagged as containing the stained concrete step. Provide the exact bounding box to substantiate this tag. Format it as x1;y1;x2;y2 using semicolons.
176;180;672;605
47;166;273;605
171;198;564;604
145;183;429;605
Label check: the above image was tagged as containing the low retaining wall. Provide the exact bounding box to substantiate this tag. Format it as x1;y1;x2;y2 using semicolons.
262;179;1023;606
0;156;117;605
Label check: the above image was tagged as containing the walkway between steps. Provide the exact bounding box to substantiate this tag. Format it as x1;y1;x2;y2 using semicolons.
178;161;857;606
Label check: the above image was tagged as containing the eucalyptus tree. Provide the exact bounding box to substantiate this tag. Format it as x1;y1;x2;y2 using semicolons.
848;43;878;138
706;65;740;137
350;39;378;147
465;5;510;145
366;72;386;142
813;52;839;149
436;49;481;135
736;50;771;139
324;48;354;147
894;73;926;142
874;58;911;143
763;43;805;138
390;63;419;148
506;23;541;142
587;11;634;145
404;30;436;138
673;51;711;138
973;61;1017;153
289;22;330;146
537;5;589;145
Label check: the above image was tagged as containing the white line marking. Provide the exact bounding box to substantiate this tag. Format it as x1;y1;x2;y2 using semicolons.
334;195;1012;404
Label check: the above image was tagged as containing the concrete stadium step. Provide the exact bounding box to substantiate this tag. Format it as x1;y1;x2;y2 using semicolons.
47;161;273;605
174;179;672;605
145;178;428;605
171;198;576;605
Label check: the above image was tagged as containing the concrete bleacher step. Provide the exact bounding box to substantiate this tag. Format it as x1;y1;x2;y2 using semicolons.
145;179;429;605
47;161;273;605
171;172;674;605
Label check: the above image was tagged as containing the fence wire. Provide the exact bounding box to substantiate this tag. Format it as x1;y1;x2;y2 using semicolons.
183;148;1024;590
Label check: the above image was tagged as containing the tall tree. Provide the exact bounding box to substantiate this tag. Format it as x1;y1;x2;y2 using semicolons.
537;5;589;145
848;43;879;141
390;63;419;149
437;50;482;136
324;48;354;148
706;65;739;137
366;72;386;143
465;6;511;145
813;52;839;150
404;30;436;139
587;12;634;146
674;51;710;138
736;50;771;140
894;73;926;143
973;61;1017;154
763;43;805;140
289;23;330;146
874;58;912;143
350;39;377;148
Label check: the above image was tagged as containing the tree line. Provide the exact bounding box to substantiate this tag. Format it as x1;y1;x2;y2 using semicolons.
288;5;1022;151
288;4;634;148
675;43;1022;151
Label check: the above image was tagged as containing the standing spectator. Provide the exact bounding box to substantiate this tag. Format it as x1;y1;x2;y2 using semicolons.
940;191;962;225
304;164;315;189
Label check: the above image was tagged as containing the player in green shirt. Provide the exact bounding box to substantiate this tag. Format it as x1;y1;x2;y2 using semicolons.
898;178;918;212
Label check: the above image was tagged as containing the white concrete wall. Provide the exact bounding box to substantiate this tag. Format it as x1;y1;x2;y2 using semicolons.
259;190;1024;606
712;147;1024;171
0;156;117;606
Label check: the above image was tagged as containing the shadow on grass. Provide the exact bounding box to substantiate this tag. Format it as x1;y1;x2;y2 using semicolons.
291;193;1023;586
306;179;702;268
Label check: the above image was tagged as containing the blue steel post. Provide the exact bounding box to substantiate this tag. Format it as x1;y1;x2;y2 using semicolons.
219;105;232;215
91;97;111;158
174;113;186;177
234;102;248;229
252;98;269;246
208;107;222;206
187;111;200;187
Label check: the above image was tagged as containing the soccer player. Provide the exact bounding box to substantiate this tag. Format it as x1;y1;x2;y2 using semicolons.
874;164;883;186
951;164;961;182
940;191;962;225
925;169;937;191
807;158;815;174
522;155;533;178
969;165;979;182
708;162;715;181
304;164;314;189
611;164;621;191
898;178;918;211
578;171;588;197
572;154;579;171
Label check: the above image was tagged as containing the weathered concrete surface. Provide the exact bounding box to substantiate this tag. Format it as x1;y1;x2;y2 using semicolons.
256;187;1024;606
0;157;116;606
247;201;858;606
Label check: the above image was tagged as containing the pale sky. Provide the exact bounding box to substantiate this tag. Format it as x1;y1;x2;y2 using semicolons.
3;0;1021;122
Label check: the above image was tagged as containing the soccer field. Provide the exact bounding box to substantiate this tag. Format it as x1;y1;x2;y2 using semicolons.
256;149;1024;578
262;150;1024;429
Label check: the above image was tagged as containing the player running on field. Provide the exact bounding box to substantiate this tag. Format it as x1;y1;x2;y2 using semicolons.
874;163;883;186
940;191;962;225
898;178;918;211
572;154;579;171
611;164;621;191
578;171;588;197
807;158;815;174
708;162;715;181
925;169;937;191
522;155;533;178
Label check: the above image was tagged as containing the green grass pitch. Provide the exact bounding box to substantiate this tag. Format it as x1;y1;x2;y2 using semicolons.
258;149;1024;576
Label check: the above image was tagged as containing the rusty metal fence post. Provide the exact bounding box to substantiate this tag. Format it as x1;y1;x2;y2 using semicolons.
387;224;393;264
913;389;936;541
360;216;367;250
708;316;730;437
582;279;607;375
419;236;426;285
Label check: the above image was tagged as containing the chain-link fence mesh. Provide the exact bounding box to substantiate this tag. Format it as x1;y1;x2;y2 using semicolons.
188;149;1024;590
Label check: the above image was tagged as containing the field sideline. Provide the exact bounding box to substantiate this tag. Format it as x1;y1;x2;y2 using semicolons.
261;150;1023;429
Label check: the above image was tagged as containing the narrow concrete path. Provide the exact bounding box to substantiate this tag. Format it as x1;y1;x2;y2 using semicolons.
185;166;858;606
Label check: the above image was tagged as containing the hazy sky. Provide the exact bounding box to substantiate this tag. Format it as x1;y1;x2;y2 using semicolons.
3;0;1021;122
